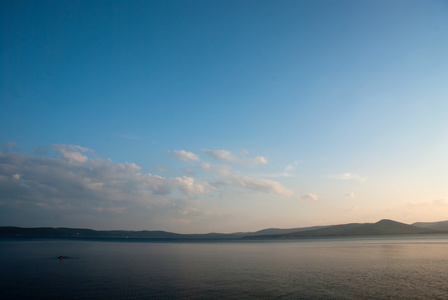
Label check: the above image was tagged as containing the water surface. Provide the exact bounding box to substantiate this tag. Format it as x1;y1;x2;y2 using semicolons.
2;235;448;299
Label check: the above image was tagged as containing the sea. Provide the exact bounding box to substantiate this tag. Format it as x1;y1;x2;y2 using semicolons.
1;235;448;299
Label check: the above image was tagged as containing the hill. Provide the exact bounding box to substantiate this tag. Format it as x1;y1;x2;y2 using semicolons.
247;219;443;239
0;227;185;239
1;219;447;239
412;220;448;231
0;226;248;239
245;225;328;237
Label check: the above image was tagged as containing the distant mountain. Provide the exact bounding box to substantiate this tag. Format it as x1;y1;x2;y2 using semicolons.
245;225;328;237
0;227;185;239
0;226;248;239
246;219;444;239
0;226;327;239
1;219;447;239
412;220;448;231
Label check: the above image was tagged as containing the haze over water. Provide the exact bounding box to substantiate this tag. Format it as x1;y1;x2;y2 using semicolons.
2;236;448;299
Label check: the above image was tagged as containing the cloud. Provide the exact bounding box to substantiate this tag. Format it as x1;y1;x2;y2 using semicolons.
0;145;294;230
175;176;212;195
203;149;267;166
299;193;319;202
199;158;291;196
216;175;293;197
345;192;355;198
0;146;290;206
203;149;235;162
250;156;268;165
201;163;232;175
284;161;300;173
0;147;211;214
169;150;200;162
52;144;93;163
328;173;367;182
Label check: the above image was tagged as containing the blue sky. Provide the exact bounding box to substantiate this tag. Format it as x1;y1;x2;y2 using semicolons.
1;0;448;233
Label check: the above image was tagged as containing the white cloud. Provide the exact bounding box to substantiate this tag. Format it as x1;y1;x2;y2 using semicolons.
169;150;200;162
52;144;93;163
124;162;142;171
250;156;268;165
0;147;211;214
299;193;319;202
328;173;367;182
218;175;293;197
0;145;296;230
203;149;267;166
175;176;212;195
203;149;235;162
200;157;291;196
140;174;212;197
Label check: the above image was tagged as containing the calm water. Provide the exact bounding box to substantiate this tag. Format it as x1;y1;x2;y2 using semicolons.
1;235;448;299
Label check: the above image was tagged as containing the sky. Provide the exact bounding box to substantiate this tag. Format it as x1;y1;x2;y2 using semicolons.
1;0;448;233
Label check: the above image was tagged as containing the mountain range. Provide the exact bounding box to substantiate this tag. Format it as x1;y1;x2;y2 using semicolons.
411;220;448;231
1;219;447;239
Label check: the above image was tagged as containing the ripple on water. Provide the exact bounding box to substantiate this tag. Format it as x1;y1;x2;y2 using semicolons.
1;236;448;299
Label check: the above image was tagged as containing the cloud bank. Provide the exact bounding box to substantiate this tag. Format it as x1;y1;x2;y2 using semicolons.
0;145;292;229
0;147;211;225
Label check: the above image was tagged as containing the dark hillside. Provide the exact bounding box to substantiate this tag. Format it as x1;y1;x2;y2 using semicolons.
246;225;328;236
412;220;448;231
248;219;441;238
